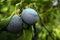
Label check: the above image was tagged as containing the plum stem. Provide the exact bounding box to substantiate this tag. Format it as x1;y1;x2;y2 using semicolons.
32;24;38;40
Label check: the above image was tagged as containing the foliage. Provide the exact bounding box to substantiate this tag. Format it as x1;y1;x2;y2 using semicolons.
0;0;60;40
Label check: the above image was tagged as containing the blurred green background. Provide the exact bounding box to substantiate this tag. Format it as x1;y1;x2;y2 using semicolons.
0;0;60;40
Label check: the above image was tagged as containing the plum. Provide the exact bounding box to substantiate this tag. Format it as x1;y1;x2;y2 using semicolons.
53;0;58;6
7;15;23;33
21;8;38;25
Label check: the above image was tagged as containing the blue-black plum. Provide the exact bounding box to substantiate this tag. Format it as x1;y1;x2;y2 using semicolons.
21;8;38;24
7;15;23;33
53;0;58;6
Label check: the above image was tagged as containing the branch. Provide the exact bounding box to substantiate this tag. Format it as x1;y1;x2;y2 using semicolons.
39;15;55;40
32;3;56;40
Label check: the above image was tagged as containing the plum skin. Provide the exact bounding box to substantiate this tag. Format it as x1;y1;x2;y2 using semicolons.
7;15;23;33
21;8;38;25
53;0;58;6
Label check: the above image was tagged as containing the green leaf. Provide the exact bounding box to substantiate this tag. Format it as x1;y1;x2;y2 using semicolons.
1;6;9;12
17;30;33;40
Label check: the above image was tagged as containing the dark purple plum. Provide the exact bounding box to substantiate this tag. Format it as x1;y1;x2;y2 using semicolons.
53;0;58;6
21;8;38;25
7;15;23;33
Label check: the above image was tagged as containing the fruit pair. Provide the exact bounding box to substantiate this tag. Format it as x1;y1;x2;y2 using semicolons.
7;8;38;33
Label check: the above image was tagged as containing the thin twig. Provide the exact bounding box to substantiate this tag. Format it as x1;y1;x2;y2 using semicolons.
32;3;56;40
19;0;23;14
39;15;55;40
